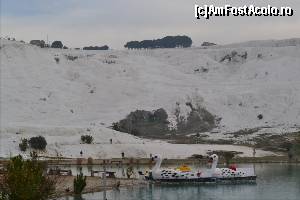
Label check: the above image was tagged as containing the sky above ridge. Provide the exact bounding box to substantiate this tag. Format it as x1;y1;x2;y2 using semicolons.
1;0;300;49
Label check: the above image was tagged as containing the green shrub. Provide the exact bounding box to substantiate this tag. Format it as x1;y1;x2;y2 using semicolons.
29;136;47;150
54;57;60;63
112;122;120;131
111;108;170;137
73;172;87;194
81;135;93;144
51;41;63;48
0;155;55;200
223;151;235;166
19;138;28;151
190;154;204;159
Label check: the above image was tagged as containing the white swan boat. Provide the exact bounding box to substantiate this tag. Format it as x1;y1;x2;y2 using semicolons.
208;154;256;182
146;154;256;183
146;155;215;183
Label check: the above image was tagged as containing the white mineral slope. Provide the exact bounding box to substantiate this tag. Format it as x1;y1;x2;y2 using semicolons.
1;38;299;158
0;125;274;159
218;38;300;48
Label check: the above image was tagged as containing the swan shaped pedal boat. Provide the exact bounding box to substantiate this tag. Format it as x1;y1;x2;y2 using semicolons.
208;154;257;182
146;154;256;183
146;155;216;183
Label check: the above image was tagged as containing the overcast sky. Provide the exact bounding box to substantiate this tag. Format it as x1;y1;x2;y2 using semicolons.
1;0;299;49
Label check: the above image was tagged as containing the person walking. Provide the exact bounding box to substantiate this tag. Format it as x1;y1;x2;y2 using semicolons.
252;147;256;157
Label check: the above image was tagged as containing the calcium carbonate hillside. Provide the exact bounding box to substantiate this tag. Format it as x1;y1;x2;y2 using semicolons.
1;38;299;158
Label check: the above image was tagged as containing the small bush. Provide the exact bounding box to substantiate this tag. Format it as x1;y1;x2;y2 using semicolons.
65;55;78;61
112;122;120;131
103;59;116;64
201;67;209;73
30;40;45;48
51;41;63;48
19;138;28;152
83;45;109;50
0;155;55;200
190;154;204;159
201;42;216;47
223;151;235;166
29;136;47;150
81;135;94;144
257;54;263;59
257;114;263;120
54;57;60;63
73;172;87;194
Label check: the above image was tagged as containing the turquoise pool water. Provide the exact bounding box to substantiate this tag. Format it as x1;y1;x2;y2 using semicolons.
58;163;300;200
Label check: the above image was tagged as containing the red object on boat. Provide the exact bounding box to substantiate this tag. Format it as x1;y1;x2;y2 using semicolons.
197;172;202;177
229;164;237;171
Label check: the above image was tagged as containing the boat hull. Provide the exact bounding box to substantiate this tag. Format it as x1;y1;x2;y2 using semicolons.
152;177;217;183
149;176;257;184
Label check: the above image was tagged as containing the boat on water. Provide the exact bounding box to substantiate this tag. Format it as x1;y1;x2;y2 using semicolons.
208;154;257;182
144;154;256;183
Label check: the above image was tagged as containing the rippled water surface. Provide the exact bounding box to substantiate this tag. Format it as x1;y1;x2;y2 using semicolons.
59;164;300;200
